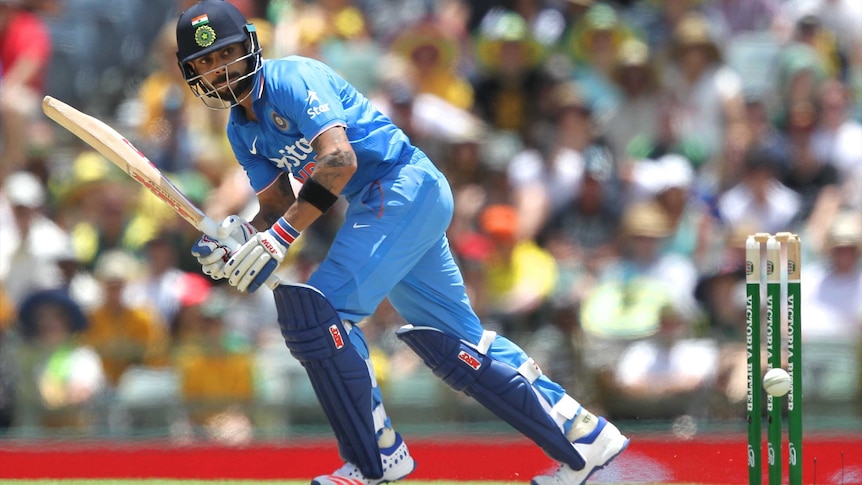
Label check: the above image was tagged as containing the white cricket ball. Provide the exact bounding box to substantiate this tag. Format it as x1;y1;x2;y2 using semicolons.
763;367;792;397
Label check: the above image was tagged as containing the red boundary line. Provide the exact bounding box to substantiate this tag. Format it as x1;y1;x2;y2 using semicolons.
1;433;859;483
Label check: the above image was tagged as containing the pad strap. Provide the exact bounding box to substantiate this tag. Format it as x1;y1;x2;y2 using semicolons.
517;358;543;383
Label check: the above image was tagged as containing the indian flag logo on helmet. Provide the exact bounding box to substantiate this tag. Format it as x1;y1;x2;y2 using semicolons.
191;14;209;27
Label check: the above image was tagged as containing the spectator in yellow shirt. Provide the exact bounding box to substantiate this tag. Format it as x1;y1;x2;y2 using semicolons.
478;204;559;335
84;250;168;387
172;281;256;442
390;20;474;111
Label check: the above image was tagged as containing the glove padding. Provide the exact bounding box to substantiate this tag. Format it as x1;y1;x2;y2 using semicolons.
225;231;289;292
191;215;256;280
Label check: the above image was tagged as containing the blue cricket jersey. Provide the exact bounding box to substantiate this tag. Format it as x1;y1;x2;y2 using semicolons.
227;56;414;198
223;55;572;425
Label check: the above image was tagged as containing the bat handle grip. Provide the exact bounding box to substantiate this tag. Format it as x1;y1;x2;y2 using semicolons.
199;216;281;290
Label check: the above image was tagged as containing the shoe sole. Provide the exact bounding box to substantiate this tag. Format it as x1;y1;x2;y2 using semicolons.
310;459;416;485
578;437;630;485
529;436;630;485
388;459;416;484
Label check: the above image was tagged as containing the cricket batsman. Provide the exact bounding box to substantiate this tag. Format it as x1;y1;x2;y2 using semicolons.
177;1;629;483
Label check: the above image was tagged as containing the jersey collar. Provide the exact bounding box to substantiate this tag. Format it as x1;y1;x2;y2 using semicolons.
230;62;266;124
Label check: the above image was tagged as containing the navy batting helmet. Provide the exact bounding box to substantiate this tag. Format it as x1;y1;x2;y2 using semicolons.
176;0;262;108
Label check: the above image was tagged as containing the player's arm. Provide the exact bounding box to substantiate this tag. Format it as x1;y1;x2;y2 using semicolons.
280;125;356;231
223;125;356;292
255;172;298;229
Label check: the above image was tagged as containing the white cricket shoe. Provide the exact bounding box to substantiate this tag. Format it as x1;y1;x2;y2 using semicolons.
531;417;629;485
311;432;415;485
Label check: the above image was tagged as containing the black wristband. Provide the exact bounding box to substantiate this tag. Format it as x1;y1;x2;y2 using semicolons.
298;178;339;213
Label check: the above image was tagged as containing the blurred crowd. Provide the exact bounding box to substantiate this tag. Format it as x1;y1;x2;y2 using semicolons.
1;0;861;441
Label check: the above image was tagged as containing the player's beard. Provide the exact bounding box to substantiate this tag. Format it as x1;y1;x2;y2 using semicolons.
208;70;252;104
205;57;254;106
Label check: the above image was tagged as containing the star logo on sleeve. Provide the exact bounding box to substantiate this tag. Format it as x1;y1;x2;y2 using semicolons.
305;90;320;105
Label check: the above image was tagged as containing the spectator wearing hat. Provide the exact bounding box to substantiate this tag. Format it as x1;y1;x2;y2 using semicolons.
601;37;664;162
798;208;862;414
621;0;708;60
578;201;700;369
390;19;474;111
628;154;718;271
84;250;168;388
0;171;71;304
573;200;701;420
563;2;634;118
801;210;862;343
472;10;548;135
663;12;745;166
581;201;697;341
507;81;598;240
771;38;828;133
14;288;106;429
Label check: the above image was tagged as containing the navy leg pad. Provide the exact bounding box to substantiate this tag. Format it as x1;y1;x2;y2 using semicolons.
274;284;383;479
396;325;585;471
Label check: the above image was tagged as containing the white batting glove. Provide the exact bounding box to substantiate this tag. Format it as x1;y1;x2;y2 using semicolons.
190;215;256;280
224;217;299;293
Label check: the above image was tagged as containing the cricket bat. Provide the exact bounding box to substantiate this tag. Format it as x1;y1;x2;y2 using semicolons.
41;95;280;289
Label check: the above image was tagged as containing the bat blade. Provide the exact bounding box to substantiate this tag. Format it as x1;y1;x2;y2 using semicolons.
41;95;218;237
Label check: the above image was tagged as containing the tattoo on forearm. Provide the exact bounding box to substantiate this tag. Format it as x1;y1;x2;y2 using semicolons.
314;149;355;190
309;129;355;192
316;148;354;169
